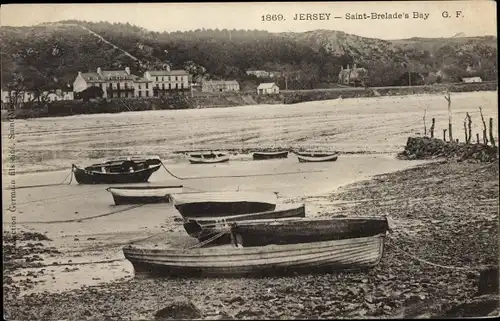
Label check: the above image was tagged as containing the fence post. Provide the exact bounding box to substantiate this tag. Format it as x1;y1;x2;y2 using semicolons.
430;118;435;138
489;118;496;147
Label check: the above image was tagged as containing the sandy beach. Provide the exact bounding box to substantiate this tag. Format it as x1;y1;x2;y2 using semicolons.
3;92;498;320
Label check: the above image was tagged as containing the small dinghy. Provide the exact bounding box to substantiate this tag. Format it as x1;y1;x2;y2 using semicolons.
229;216;389;247
295;151;337;157
169;191;278;219
106;185;184;205
122;232;386;278
297;154;338;163
188;152;229;164
72;157;162;184
183;203;305;241
252;151;289;160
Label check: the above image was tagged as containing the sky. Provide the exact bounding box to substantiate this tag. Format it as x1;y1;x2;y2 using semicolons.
0;1;497;40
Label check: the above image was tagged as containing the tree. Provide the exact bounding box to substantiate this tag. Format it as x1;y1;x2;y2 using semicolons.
78;86;104;101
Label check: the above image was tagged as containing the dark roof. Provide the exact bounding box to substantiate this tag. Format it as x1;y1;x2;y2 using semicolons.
147;70;189;76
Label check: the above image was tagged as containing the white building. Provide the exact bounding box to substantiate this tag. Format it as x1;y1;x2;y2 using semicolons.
143;69;190;96
257;83;280;95
461;77;482;83
201;80;240;93
73;67;153;99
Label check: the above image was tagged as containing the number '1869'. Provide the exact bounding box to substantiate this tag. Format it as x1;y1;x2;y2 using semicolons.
261;14;285;21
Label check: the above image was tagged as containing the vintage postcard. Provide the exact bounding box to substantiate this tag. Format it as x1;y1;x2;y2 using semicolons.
1;1;498;320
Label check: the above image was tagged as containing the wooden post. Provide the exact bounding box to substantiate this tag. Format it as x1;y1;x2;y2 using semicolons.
477;133;480;144
489;118;496;147
430;118;435;138
464;119;468;143
423;109;427;136
443;129;447;141
466;112;472;144
479;107;488;145
444;92;453;142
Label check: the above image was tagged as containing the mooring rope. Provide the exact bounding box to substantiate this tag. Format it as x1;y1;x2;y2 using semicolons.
188;228;231;249
15;189;103;207
4;168;74;190
160;161;326;180
386;231;487;272
13;204;146;224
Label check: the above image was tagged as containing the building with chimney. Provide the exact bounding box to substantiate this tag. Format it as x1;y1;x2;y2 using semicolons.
143;68;190;97
337;64;368;87
73;67;153;99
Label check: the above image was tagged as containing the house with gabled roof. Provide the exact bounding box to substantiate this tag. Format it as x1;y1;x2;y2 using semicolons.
257;82;279;95
73;67;153;99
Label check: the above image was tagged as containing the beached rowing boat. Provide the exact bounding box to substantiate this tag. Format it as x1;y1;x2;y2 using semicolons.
294;151;337;157
183;203;305;241
106;185;184;205
297;154;338;163
169;191;278;219
252;151;289;160
72;157;162;184
122;233;386;278
229;216;389;247
188;155;230;164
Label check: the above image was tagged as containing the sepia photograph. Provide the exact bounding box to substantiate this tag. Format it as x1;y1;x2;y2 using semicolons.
1;1;498;319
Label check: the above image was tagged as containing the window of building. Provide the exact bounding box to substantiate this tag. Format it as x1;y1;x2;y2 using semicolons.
146;91;149;97
162;84;165;90
169;83;171;89
138;91;142;97
175;76;178;81
156;77;159;81
181;83;184;89
146;83;148;89
175;83;178;89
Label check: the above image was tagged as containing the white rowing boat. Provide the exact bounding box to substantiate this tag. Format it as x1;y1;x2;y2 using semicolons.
297;154;339;163
122;233;386;278
106;185;184;205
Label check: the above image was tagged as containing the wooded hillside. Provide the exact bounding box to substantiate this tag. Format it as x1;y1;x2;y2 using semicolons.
0;20;497;92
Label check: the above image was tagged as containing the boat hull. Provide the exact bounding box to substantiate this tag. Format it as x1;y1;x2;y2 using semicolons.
183;204;306;242
295;151;337;157
106;186;184;205
170;192;278;218
122;234;386;278
297;154;338;163
230;216;389;247
252;151;289;160
73;164;161;184
188;156;230;164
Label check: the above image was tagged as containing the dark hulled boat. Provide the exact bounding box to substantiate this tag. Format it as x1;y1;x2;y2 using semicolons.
169;191;278;219
229;216;389;247
183;203;305;242
72;157;162;184
252;151;289;160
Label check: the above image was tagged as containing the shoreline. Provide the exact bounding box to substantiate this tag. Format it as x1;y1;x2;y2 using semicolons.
4;158;498;319
2;83;497;120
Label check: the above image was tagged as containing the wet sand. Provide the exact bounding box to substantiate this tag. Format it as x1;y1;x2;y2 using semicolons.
4;158;498;320
3;153;428;296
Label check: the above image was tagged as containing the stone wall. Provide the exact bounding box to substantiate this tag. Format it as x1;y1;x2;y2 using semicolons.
398;137;498;163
